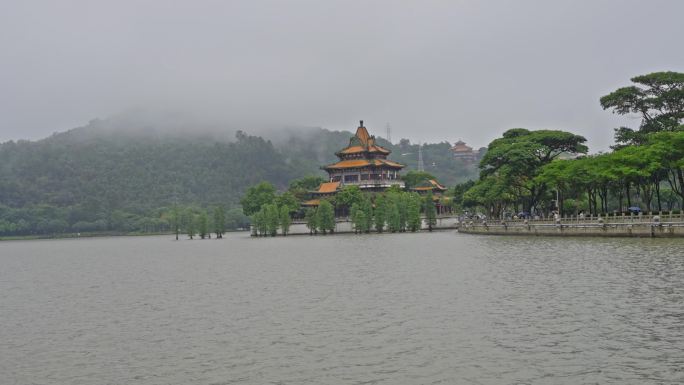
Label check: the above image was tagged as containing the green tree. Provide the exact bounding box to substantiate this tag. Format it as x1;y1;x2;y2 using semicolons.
350;202;362;233
289;175;327;191
373;195;387;233
451;180;475;210
317;200;336;234
184;209;196;239
276;191;300;214
407;193;422;232
279;205;292;236
424;191;437;231
474;128;588;215
198;210;209;239
264;203;280;236
241;182;277;216
336;185;363;210
398;192;409;231
360;196;374;233
304;207;318;235
252;209;266;236
171;205;181;240
288;176;326;200
600;71;684;146
402;171;437;189
226;208;250;230
387;200;401;232
351;203;368;233
213;205;225;238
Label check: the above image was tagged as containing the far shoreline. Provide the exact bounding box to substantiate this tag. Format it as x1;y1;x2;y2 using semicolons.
0;229;250;242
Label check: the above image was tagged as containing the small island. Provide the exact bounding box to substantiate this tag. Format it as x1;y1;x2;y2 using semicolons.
243;121;454;236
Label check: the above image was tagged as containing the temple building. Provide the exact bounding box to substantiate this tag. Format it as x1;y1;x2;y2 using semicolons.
450;140;478;162
304;121;405;206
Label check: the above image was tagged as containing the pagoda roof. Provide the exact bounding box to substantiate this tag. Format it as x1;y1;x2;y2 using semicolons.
451;140;473;152
338;144;390;155
336;121;392;156
302;199;321;206
315;181;340;193
323;159;405;170
412;179;447;191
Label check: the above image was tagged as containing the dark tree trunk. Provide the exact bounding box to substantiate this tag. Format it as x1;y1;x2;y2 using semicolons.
626;183;632;208
655;178;662;212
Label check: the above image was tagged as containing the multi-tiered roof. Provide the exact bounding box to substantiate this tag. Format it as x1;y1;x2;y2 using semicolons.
323;122;404;171
306;121;405;203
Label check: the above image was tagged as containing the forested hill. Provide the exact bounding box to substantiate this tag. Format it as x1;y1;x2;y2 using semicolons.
0;122;480;236
0;128;299;210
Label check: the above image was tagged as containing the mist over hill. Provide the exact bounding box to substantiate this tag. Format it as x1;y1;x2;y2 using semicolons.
0;117;480;236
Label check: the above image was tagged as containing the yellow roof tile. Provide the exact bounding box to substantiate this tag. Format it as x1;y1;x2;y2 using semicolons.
316;181;340;193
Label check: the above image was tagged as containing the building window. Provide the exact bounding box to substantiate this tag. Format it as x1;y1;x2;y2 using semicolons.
344;174;359;183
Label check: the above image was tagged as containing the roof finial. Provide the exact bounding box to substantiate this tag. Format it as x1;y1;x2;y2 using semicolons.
360;120;363;127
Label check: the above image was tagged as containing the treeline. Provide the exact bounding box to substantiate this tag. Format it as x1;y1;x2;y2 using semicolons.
346;188;437;233
0;203;249;238
168;205;251;240
244;180;439;236
0;117;476;237
0;128;290;237
459;71;683;217
536;131;683;215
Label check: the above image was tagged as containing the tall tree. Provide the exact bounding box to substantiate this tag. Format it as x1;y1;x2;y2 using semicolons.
373;195;387;233
475;128;587;215
336;185;363;210
304;207;318;235
276;191;299;214
264;204;280;236
360;196;374;233
213;205;225;238
172;205;181;240
600;71;684;146
317;200;336;234
387;200;401;233
279;205;292;236
424;191;437;231
184;209;196;239
240;182;277;216
407;193;422;232
198;210;209;239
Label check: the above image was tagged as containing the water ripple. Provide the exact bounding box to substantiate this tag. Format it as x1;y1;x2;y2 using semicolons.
1;233;683;384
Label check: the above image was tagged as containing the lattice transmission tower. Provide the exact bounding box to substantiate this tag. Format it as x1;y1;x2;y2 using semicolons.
417;143;425;172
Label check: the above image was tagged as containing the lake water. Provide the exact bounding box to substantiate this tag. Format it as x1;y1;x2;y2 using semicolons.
1;232;683;384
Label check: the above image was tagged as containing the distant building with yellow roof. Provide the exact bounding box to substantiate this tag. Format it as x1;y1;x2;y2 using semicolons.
303;121;405;206
450;140;478;162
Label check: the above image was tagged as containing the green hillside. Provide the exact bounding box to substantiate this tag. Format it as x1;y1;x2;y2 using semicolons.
0;122;480;237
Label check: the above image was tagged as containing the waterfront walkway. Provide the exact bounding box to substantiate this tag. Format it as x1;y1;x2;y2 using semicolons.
459;212;684;238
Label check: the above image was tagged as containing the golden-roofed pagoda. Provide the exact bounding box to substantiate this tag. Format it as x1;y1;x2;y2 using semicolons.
306;121;405;203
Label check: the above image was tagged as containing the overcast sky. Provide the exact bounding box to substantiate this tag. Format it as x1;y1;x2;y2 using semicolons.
1;0;682;150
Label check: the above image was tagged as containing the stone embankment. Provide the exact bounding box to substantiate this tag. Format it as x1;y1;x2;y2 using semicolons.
458;212;684;238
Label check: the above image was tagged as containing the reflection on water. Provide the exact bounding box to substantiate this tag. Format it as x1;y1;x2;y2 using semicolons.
1;233;683;384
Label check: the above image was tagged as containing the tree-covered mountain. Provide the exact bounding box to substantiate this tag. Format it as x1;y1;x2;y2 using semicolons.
0;120;480;236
